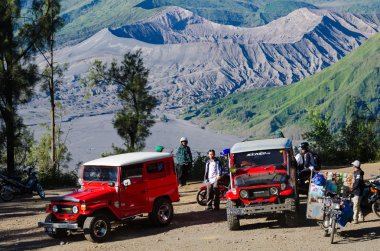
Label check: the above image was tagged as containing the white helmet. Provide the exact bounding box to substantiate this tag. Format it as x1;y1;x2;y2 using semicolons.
351;160;360;167
180;137;188;142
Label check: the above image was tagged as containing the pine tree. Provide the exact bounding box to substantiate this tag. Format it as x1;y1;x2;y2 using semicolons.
0;1;41;173
87;50;157;152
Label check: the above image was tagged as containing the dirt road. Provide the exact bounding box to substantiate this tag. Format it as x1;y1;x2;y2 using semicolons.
1;164;379;251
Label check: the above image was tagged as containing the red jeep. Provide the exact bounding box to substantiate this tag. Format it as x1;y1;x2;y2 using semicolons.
226;138;298;230
38;152;179;242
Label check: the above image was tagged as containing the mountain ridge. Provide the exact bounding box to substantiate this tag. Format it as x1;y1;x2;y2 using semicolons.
183;32;380;138
24;7;379;125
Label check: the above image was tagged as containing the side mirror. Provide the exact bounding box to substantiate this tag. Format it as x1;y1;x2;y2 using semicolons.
123;179;131;187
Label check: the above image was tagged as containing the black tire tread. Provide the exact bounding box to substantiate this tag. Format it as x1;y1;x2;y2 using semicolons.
226;200;240;231
83;214;111;243
149;198;174;227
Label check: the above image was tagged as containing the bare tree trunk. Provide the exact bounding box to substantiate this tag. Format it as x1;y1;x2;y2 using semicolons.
5;99;15;174
49;31;56;175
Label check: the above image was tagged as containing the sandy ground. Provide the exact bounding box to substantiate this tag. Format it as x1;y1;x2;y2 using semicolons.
0;164;379;251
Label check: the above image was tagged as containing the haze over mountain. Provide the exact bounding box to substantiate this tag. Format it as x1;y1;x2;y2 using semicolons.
23;7;379;125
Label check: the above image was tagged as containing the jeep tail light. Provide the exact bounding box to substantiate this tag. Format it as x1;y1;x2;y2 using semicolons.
229;153;235;167
81;204;87;211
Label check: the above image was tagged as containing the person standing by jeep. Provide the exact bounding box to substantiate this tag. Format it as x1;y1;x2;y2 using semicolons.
351;160;365;224
176;137;193;186
300;142;315;170
204;149;222;211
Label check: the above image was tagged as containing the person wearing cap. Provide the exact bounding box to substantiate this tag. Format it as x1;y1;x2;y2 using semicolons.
155;145;164;152
351;160;365;224
175;137;193;186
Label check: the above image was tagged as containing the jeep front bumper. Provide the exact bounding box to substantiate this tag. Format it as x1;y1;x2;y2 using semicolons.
38;221;79;230
227;203;293;216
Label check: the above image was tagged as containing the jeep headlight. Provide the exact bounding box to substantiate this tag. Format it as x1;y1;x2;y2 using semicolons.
280;183;286;190
72;205;79;214
52;205;58;213
239;190;248;199
269;187;279;195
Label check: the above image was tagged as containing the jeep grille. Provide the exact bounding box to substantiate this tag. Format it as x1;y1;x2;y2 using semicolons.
56;205;74;214
248;188;271;199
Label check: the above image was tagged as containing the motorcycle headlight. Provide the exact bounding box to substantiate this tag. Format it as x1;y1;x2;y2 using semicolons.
72;206;79;214
280;183;286;190
333;203;340;210
52;205;58;213
239;190;249;199
270;187;279;195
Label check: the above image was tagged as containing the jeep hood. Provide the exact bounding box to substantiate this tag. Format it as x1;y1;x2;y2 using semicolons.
51;186;116;203
234;166;288;187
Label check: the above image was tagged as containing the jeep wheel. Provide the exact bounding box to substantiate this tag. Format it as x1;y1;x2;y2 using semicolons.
226;200;240;230
149;198;173;226
83;214;111;243
196;190;207;206
45;214;69;239
283;198;297;227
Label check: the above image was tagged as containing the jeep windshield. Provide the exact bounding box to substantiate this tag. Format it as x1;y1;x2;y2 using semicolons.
234;149;285;169
83;166;118;182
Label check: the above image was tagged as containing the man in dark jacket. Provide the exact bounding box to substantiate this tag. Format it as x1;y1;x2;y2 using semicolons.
351;160;365;224
204;149;222;210
175;137;193;186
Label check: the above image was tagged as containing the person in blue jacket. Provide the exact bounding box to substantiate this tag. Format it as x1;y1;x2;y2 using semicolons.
204;149;223;211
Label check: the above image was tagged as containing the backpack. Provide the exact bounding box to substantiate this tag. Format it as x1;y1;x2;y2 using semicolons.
311;152;321;171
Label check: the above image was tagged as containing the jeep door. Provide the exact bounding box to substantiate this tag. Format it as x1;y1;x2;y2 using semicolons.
119;164;147;217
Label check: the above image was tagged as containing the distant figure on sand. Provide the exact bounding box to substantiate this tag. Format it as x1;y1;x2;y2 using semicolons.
175;137;192;186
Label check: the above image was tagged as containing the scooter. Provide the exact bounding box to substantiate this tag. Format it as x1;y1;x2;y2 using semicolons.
196;172;230;206
0;166;45;201
367;175;380;218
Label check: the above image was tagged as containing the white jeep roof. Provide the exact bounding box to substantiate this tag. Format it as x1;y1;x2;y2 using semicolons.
83;152;172;167
231;138;292;154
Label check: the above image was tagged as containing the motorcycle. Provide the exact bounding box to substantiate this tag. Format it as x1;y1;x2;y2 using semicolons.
367;175;380;218
0;166;45;201
196;172;230;206
320;192;353;244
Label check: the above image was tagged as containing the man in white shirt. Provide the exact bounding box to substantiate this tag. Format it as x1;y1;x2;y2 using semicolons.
204;149;223;211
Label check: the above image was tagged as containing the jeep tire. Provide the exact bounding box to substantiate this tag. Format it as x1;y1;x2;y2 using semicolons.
283;198;297;227
83;214;111;243
226;200;240;230
149;198;174;226
45;214;69;239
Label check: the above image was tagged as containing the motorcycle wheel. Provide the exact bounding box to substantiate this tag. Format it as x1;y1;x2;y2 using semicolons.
372;200;380;218
0;186;14;202
36;183;45;199
196;189;207;206
330;218;336;244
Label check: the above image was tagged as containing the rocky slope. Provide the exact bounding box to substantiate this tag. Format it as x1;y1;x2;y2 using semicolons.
24;7;379;123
